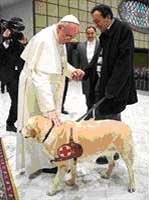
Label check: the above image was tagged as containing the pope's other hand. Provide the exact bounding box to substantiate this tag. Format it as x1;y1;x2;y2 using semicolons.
71;69;85;81
48;110;61;127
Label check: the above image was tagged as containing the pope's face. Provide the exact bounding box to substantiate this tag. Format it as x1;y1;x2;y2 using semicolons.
91;10;110;32
57;23;79;44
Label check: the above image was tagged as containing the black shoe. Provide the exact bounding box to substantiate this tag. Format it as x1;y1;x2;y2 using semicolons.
62;110;69;114
96;153;120;165
42;167;57;174
6;124;17;132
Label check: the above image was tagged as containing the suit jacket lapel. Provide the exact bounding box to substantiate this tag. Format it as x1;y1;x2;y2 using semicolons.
94;39;99;55
85;41;102;71
83;41;88;64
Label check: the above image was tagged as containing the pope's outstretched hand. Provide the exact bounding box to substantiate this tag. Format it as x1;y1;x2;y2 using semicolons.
48;110;61;127
71;69;85;81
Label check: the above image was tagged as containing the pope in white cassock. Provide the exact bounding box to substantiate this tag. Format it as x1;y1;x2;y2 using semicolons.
16;15;85;177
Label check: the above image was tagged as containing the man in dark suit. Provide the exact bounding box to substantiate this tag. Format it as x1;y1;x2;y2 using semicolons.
87;4;138;164
0;18;25;132
75;26;99;120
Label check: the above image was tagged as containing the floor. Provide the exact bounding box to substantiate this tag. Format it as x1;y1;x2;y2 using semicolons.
0;80;149;200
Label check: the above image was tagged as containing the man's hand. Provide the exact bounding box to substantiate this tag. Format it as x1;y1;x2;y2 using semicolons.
105;90;114;99
71;69;85;81
18;35;28;45
48;110;61;127
3;29;11;38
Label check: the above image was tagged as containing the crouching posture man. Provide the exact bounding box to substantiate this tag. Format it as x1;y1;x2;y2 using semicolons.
16;15;84;178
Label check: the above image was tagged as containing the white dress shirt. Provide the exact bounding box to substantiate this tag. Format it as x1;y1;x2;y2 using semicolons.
87;39;96;63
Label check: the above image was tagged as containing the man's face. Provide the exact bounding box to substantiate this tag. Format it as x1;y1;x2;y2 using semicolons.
91;10;110;32
86;27;96;42
57;23;79;44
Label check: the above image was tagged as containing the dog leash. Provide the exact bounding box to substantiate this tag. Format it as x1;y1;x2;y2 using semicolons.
42;121;54;143
76;96;106;122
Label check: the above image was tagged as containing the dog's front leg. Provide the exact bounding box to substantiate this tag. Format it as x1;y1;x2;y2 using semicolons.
65;158;77;186
47;165;67;196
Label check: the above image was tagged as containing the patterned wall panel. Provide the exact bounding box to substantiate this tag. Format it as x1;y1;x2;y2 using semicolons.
33;0;148;48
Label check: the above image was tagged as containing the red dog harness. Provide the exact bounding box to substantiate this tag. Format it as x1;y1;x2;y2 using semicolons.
51;128;83;162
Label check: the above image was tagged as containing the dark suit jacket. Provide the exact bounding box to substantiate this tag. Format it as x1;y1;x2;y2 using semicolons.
66;42;79;66
75;40;99;96
85;19;138;115
0;40;24;84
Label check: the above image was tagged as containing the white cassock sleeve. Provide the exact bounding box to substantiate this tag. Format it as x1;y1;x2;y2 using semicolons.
32;71;56;113
64;62;75;78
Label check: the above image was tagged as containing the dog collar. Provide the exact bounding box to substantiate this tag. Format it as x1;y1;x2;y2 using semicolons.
42;121;54;143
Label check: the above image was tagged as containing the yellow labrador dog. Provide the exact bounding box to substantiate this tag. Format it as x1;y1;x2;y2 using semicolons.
23;115;135;195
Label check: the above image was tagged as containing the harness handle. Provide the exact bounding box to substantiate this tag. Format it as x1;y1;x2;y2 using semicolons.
76;96;106;122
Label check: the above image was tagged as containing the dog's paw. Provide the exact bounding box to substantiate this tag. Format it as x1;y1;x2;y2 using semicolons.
47;191;58;196
65;180;75;186
47;189;63;196
65;183;79;191
128;180;135;193
128;185;136;193
100;170;110;179
128;188;135;193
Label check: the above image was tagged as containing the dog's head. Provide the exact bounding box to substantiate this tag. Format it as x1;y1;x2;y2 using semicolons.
22;115;54;142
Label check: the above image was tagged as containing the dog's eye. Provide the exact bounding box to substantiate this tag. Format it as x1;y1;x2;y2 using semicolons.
24;136;29;138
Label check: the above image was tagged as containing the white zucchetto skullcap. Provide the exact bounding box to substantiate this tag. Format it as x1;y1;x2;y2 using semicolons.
60;15;80;25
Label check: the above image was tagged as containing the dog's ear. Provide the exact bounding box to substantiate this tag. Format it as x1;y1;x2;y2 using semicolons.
21;126;36;138
24;116;39;138
23;126;37;138
29;128;38;138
